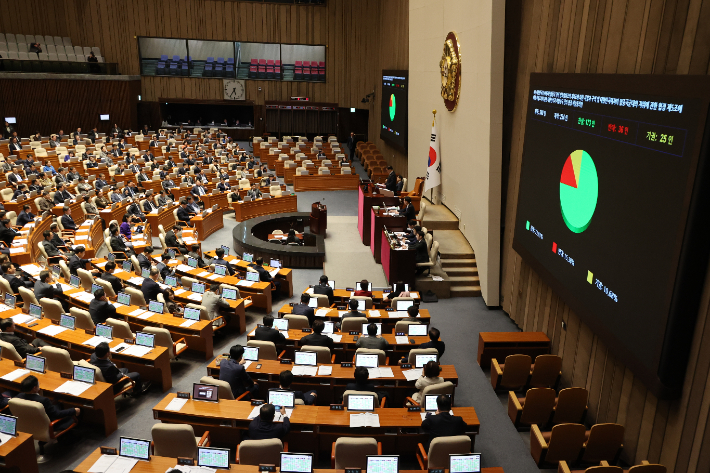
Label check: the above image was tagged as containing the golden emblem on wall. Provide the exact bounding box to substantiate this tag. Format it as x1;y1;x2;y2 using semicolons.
439;32;461;112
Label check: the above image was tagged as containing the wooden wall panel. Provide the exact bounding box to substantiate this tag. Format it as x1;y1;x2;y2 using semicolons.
501;1;710;471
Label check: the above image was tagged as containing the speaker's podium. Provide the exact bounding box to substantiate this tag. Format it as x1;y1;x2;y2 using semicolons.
310;202;327;235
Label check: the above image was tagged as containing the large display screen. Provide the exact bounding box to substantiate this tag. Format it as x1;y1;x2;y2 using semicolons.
380;70;408;151
513;74;710;399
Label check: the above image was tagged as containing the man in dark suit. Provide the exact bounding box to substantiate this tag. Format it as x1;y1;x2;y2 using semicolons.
291;293;316;327
396;175;404;194
137;247;152;271
313;275;334;305
89;288;116;325
254;316;286;344
142;197;156;214
212;247;235;275
68;246;97;277
219;345;259;399
95;174;108;190
110;226;136;257
53;184;73;205
7;169;24;185
34;270;69;311
60;206;77;231
2;262;33;296
421;395;468;448
299;319;334;350
345;366;378;393
384;166;397;192
249;257;280;294
419;327;446;358
399;196;416;221
176;201;193;227
279;370;317;405
2;121;14;140
347;132;356;161
165;227;188;254
248;403;290;440
49;224;67;250
341;298;367;320
17;375;79;431
191;182;207;200
141;267;165;302
90;342;148;395
409;231;429;273
16;204;35;227
99;261;124;295
0;220;19;251
0;319;46;359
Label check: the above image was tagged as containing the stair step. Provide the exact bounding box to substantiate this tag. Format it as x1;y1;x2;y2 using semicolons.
441;258;477;267
439;252;476;260
450;285;482;297
448;276;480;287
444;267;478;277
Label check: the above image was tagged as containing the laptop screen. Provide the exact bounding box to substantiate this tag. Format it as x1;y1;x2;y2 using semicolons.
116;292;131;306
119;437;151;461
280;453;313;473
355;353;379;368
272;318;289;331
270;259;282;269
141;268;150;278
91;283;103;295
295;351;317;366
246;271;259;282
353;299;366;310
28;303;42;319
164;275;177;287
322;321;334;334
268;390;295;408
450;454;482;473
366;456;399;473
191;282;205;294
347;394;375;412
167;249;176;259
52;265;61;277
394;283;409;293
221;245;230;256
187;257;199;268
135;332;155;348
408;324;428;336
73;365;96;384
424;394;451;412
26;354;45;374
197;447;230;469
222;287;237;300
214;264;227;276
361;323;382;336
396;300;414;311
183;307;201;321
3;293;15;309
96;323;113;339
243;346;259;361
60;314;76;330
148;301;164;314
107;253;116;262
192;383;219;402
327;280;335;289
0;414;17;437
355;282;372;291
307;297;318;308
243;252;253;262
415;354;438;368
122;261;133;272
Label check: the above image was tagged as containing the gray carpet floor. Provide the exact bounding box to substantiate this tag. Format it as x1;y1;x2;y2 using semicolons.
40;150;546;473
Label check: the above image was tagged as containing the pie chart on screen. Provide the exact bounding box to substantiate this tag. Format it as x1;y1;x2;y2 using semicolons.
389;94;396;121
559;149;598;233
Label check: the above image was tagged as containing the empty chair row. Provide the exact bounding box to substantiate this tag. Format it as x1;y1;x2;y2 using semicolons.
0;43;100;57
250;58;282;66
203;63;236;77
294;67;325;80
1;51;103;62
248;65;282;79
295;60;325;69
0;33;72;47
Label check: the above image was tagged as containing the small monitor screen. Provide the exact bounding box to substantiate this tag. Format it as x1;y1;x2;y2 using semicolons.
164;275;177;287
356;282;372;292
415;354;438;368
347;394;375;412
307;297;318;308
122;261;133;272
367;456;399;473
148;301;164;314
322;321;335;334
355;353;379;368
281;453;313;473
268;389;295;408
425;394;451;412
246;271;259;282
119;437;150;461
60;314;76;330
327;280;335;289
222;287;237;300
354;300;366;310
4;117;16;124
52;265;61;277
107;253;116;262
394;283;409;292
192;282;205;294
272;318;289;331
294;351;317;366
26;354;45;373
270;259;282;269
187;257;199;268
141;268;150;278
183;307;201;321
0;414;17;436
167;249;176;259
73;365;96;384
243;252;253;262
100;114;110;121
91;283;103;295
408;324;428;336
96;323;113;339
450;454;481;473
197;447;230;469
361;323;382;336
4;294;15;309
214;264;227;276
192;383;219;402
29;303;42;319
117;292;131;306
396;300;414;311
135;332;155;348
243;346;259;361
221;245;230;256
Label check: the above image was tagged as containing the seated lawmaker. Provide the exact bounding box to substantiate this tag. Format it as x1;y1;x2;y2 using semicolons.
409;231;429;274
99;261;124;296
212;247;235;275
141;267;165;302
355;323;389;350
248;403;290;441
60;206;78;231
342;298;366;319
91;342;149;396
279;370;317;405
18;376;79;432
89;288;116;326
399;196;416;220
354;279;372;297
16;204;35;227
248;257;280;293
419;327;446;358
346;366;378;393
0;319;47;359
421;394;467;448
219;345;259;399
291;293;315;326
299;319;333;350
412;361;445;403
403;305;422;322
254;316;286;344
68;246;96;276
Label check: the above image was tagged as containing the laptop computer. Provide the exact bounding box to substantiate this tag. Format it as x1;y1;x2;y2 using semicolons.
187;256;199;268
0;414;17;437
119;437;151;461
366;456;399;473
395;300;415;311
192;383;219;402
246;271;259;282
141;268;150;278
272;318;289;332
280;453;314;473
361;323;382;335
243;252;253;262
220;245;230;256
347;394;376;412
355;282;372;292
96;323;113;340
408;324;428;337
26;354;46;374
415;353;438;368
424;394;452;412
116;292;131;306
307;297;318;308
214;264;227;276
197;447;231;469
28;303;42;319
3;294;15;309
59;313;75;330
322;321;335;334
164;275;177;287
192;282;205;294
269;258;282;269
91;283;103;295
294;351;317;366
148;300;164;314
183;307;201;321
122;261;133;272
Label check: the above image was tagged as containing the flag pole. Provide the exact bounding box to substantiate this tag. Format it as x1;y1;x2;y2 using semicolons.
431;110;436;203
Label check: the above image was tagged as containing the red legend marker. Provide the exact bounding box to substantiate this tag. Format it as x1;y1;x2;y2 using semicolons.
552;242;557;253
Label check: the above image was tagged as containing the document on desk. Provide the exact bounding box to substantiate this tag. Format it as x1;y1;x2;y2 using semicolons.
420;410;454;421
292;366;318;376
367;367;394;379
305;287;314;294
177;264;196;272
137;311;155;320
128;277;145;285
174;288;187;296
95;261;107;268
0;304;12;313
123;345;152;357
187;293;203;301
197;271;211;278
88;454;138;473
169;466;216;473
59;283;74;292
327;334;342;342
11;314;35;325
0;432;12;445
129;309;147;317
402;368;423;381
84;336;113;347
395;336;409;345
315;308;331;318
237;280;255;287
268;269;279;278
1;369;29;381
207;274;220;280
318;365;332;376
111;343;131;353
368;310;382;318
75;235;88;241
389;311;409;318
54;380;92;396
350;413;380;428
38;325;68;336
180;319;198;327
165;397;189;412
20;264;43;276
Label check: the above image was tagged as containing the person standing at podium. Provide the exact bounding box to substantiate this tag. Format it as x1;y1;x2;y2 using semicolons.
384;166;397;192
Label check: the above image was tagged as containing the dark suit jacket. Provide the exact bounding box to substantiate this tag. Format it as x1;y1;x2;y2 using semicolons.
400;204;416;221
248;416;290;440
254;326;286;344
7;173;23;184
68;254;90;275
410;239;429;264
50;233;66;249
420;340;446;358
0;226;18;247
212;258;235;276
177;207;192;223
34;280;63;301
16;392;75;421
299;332;334;350
0;332;40;358
137;253;151;271
313;284;334;305
291;303;316;327
385;171;397;192
100;271;124;295
191;185;207;197
143;200;155;213
421;412;468;446
89;298;116;325
219;359;255;397
110;235;132;254
141;278;163;302
61;214;77;231
89;353;123;384
165;231;185;250
345;381;378;393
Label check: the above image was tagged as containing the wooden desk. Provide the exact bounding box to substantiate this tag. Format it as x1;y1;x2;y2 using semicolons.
381;230;416;286
358;185;400;246
0;359;117;437
0;432;38;473
145;203;178;234
370;208;406;264
477;332;551;367
204;252;294;298
153;394;479;451
293;173;360;192
192;208;224;239
99;202;129;229
276;305;431;331
52;199;85;225
200;191;229;210
233;194;298;222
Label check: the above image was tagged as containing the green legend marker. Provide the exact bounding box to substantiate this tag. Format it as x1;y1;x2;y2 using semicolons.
587;271;593;284
526;221;530;231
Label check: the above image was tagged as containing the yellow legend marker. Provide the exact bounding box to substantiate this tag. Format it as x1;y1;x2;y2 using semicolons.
587;271;593;284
